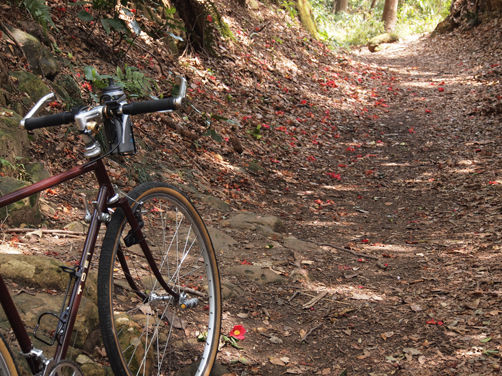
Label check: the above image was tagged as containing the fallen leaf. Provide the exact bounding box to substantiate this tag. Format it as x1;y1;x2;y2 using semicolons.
286;366;303;374
381;331;394;340
269;357;286;366
269;335;283;344
409;303;423;312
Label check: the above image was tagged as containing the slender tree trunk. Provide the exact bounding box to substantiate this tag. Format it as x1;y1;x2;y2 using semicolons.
382;0;398;31
370;0;377;9
334;0;348;13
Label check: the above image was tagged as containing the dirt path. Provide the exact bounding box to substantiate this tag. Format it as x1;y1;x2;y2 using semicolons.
217;30;502;375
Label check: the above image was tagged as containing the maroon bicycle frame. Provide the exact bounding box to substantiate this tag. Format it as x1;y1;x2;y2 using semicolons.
0;156;181;374
0;158;113;372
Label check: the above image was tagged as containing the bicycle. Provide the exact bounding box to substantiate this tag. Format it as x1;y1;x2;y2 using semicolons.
0;77;222;376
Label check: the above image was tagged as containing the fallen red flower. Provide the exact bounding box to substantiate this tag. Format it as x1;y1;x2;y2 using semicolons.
229;325;246;340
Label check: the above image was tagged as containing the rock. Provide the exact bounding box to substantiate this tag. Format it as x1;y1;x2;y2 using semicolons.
207;227;237;252
10;71;51;103
283;236;318;252
9;28;60;79
221;280;244;299
76;354;94;365
247;0;261;10
0;177;41;226
81;363;109;376
25;161;50;183
0;254;97;298
53;74;83;107
0;292;98;348
222;212;285;235
199;194;231;212
232;264;284;285
0;108;29;160
64;221;86;233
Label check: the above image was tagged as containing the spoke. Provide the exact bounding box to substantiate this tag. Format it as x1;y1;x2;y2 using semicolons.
170;235;197;286
135;301;171;375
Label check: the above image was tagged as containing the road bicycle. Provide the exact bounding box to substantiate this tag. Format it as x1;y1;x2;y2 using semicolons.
0;77;222;375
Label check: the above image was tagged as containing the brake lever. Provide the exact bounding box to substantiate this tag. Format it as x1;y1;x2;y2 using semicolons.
20;93;55;128
148;76;187;113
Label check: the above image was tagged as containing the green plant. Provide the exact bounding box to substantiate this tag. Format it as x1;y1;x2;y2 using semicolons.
83;65;155;98
72;1;141;52
0;157;27;181
83;66;113;91
249;124;263;140
282;0;298;19
22;0;55;29
0;158;14;170
115;65;154;98
311;0;451;47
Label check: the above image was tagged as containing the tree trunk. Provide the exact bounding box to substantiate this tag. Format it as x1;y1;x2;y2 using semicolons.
170;0;213;52
334;0;348;13
370;0;378;9
435;0;502;32
382;0;398;32
296;0;319;39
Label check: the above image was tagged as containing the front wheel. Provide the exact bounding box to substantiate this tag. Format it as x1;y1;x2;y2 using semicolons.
0;334;18;376
98;182;221;376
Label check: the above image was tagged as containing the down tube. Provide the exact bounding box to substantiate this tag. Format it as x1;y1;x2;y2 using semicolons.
55;184;109;361
0;274;41;373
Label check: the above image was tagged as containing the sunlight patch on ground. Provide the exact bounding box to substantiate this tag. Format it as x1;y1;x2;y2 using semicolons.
201;151;243;172
274;52;299;75
0;243;22;255
329;284;384;301
362;243;419;254
455;347;487;358
303;282;385;302
452;167;477;174
321;184;363;192
381;162;411;167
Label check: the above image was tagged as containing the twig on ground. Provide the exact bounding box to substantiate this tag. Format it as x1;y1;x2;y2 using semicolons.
320;243;379;260
3;228;85;236
302;291;328;309
300;323;322;343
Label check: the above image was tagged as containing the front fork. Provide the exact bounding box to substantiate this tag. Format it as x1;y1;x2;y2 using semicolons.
117;196;181;302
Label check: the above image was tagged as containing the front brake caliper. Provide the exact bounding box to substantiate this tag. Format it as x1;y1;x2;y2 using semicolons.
124;203;144;247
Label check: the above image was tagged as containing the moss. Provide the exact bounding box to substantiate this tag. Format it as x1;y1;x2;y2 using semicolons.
367;33;399;52
296;0;319;39
10;71;51;103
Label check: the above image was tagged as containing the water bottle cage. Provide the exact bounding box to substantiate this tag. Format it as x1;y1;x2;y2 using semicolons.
33;266;80;345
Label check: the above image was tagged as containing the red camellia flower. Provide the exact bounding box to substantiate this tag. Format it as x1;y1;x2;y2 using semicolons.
229;325;246;340
207;15;213;22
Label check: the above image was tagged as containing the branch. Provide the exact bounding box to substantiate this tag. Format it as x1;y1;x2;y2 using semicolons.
320;243;379;260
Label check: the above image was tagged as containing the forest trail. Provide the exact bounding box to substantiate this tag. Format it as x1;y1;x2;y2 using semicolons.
213;24;502;375
1;4;501;375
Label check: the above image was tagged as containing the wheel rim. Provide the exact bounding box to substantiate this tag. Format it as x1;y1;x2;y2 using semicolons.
111;192;218;376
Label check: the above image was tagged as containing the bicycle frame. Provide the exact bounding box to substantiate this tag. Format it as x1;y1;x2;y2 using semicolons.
0;157;176;374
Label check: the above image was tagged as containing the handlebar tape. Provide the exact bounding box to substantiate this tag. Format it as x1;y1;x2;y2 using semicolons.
121;98;177;115
24;111;76;130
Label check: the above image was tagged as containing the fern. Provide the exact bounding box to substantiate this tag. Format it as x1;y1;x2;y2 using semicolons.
23;0;55;29
115;65;153;98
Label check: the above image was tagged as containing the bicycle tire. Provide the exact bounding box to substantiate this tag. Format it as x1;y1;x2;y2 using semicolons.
98;182;221;376
0;334;19;376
